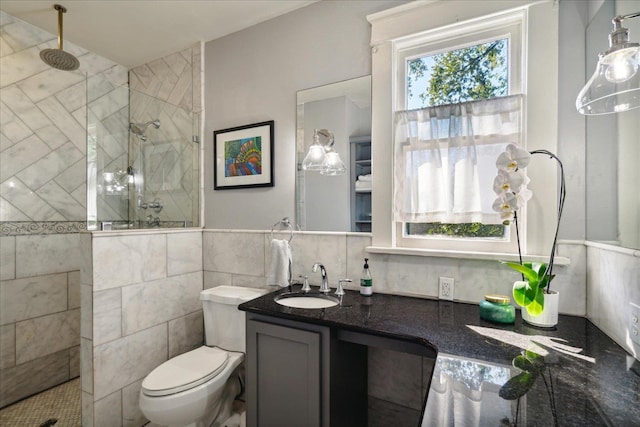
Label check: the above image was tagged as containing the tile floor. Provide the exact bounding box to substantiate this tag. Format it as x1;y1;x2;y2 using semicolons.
0;379;80;427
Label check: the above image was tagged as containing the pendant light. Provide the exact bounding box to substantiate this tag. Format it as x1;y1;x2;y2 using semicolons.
576;12;640;115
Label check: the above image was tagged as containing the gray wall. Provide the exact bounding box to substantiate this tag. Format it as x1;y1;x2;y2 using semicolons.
203;0;407;229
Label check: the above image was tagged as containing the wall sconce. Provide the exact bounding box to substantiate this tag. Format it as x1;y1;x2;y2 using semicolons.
576;12;640;115
301;129;346;175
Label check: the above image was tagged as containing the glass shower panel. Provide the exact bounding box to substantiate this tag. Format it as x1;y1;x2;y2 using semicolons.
129;89;199;228
86;75;199;229
86;74;130;230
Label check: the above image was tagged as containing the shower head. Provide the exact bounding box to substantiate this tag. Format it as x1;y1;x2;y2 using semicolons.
129;120;161;141
39;4;80;71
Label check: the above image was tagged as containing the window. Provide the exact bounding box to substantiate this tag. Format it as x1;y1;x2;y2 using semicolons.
392;10;525;253
368;1;559;259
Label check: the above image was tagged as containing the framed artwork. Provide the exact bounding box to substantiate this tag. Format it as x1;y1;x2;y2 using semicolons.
213;120;274;190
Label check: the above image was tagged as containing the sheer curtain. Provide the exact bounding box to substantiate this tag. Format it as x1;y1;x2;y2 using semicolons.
394;94;523;225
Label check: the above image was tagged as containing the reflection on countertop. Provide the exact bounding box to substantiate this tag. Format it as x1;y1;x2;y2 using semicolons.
240;286;640;426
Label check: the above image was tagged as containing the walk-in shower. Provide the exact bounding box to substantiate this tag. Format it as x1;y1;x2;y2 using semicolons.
86;75;199;230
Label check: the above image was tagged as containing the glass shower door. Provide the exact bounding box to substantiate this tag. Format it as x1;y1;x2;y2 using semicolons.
86;75;199;229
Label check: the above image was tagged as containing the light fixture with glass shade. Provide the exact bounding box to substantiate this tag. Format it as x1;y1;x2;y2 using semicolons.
301;129;346;175
576;12;640;115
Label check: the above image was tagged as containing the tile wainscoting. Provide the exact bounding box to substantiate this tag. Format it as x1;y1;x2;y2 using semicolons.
4;225;637;426
0;231;82;408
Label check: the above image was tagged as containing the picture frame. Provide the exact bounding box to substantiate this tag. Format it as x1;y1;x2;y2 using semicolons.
213;120;274;190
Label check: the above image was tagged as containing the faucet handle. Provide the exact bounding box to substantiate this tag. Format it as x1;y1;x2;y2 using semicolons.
336;278;352;297
299;275;311;292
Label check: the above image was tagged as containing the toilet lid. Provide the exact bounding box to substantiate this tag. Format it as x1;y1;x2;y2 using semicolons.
142;346;229;397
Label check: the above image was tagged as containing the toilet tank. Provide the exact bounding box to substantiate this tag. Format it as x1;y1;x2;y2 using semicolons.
200;286;268;352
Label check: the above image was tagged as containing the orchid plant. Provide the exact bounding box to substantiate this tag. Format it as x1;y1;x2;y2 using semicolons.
493;143;566;317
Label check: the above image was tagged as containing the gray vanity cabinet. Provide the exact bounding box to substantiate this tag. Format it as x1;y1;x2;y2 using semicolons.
245;314;367;427
246;315;329;427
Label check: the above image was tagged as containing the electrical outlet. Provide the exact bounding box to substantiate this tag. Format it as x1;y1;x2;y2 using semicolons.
438;277;454;301
630;303;640;346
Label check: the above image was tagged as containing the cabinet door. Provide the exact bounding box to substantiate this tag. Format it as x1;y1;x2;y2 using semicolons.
247;319;321;427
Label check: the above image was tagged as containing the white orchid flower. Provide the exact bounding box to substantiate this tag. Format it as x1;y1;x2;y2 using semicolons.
496;143;531;172
493;169;528;195
492;189;532;223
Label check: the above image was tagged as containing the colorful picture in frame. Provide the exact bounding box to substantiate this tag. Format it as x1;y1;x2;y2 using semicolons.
213;121;274;189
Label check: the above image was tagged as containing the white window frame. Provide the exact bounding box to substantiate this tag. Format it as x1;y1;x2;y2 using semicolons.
394;11;525;254
367;0;561;262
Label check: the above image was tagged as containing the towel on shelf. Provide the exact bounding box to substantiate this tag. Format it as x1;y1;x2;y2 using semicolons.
357;174;372;182
267;239;292;287
355;180;372;190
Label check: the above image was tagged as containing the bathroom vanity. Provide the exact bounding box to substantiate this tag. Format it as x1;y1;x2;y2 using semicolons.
240;287;640;427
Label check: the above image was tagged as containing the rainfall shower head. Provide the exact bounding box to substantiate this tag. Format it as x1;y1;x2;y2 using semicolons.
129;120;160;141
40;4;80;71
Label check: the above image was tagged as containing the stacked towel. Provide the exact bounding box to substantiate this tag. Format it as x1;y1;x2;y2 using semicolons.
267;239;292;287
355;173;372;190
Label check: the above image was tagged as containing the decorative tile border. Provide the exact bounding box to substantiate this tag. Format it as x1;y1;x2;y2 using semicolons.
0;221;192;236
1;222;88;236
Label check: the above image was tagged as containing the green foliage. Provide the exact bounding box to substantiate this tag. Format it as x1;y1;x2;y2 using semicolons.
499;352;545;400
407;39;508;107
503;261;554;316
407;222;505;238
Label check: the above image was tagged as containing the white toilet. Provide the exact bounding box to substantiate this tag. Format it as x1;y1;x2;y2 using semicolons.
139;285;267;427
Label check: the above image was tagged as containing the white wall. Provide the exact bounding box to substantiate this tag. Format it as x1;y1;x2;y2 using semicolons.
203;0;407;229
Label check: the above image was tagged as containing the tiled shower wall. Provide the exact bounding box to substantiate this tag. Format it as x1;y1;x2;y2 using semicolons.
0;11;126;408
80;229;203;427
129;46;202;227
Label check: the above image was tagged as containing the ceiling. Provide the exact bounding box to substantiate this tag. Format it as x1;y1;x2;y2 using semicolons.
0;0;316;68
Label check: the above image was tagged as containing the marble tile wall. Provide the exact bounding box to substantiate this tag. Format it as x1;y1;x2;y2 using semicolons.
202;230;587;316
586;244;640;361
128;46;201;228
0;11;127;409
0;11;127;223
81;229;204;427
0;233;82;408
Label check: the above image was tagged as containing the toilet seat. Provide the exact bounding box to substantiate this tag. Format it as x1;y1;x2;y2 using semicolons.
142;346;229;397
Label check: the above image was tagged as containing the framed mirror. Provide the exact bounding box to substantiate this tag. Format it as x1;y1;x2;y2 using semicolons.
295;76;372;232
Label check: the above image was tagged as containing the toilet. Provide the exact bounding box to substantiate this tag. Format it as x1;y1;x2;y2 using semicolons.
139;286;267;427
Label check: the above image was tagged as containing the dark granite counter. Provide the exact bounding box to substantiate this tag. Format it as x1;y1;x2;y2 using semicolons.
239;286;640;426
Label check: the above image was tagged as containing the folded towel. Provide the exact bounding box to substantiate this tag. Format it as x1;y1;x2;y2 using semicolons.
267;239;292;287
355;180;372;190
358;174;372;182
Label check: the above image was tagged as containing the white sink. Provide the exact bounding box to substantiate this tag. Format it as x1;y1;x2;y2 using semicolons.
274;292;340;309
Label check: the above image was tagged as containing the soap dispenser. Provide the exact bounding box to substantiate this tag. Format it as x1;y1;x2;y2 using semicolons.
360;258;373;296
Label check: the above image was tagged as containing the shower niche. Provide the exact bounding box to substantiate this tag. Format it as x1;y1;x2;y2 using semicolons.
86;74;200;230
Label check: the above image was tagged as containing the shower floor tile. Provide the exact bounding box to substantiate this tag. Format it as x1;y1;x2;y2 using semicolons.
0;378;80;427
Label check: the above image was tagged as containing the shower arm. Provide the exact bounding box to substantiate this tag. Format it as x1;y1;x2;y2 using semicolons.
56;4;65;50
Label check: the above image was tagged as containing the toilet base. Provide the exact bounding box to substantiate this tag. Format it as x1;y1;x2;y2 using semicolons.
139;350;244;427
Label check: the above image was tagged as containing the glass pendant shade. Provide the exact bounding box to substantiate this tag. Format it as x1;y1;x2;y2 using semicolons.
320;151;346;176
576;47;640;114
302;143;326;171
577;13;640;115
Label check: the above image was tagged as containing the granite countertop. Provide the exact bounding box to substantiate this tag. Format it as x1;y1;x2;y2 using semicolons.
239;286;640;426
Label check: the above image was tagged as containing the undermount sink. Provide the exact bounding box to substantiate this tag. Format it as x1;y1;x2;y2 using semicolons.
274;292;340;309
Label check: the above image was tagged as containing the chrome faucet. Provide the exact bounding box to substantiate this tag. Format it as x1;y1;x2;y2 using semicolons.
312;262;329;293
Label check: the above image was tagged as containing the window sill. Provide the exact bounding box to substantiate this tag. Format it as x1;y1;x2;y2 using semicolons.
365;246;570;265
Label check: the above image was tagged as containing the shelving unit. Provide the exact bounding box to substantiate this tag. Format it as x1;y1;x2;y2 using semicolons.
350;136;371;232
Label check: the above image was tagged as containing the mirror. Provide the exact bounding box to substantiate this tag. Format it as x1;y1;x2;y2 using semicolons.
295;76;372;232
585;0;640;250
